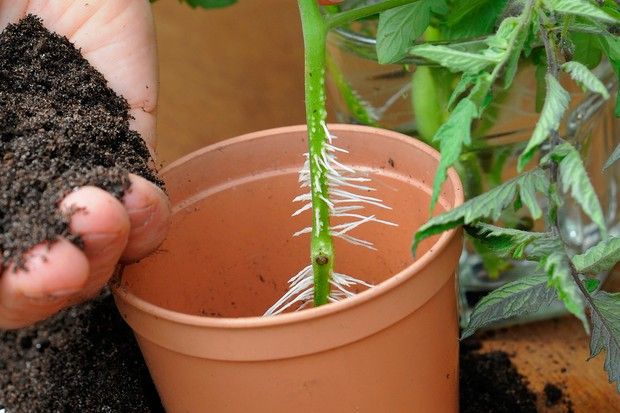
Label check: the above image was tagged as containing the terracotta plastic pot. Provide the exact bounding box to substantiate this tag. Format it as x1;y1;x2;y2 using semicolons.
112;124;464;412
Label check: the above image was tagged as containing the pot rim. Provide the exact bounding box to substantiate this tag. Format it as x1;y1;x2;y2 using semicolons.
112;124;464;330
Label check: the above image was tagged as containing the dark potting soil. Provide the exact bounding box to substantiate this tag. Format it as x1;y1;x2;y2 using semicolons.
460;338;538;413
543;383;563;407
0;15;163;268
0;290;164;413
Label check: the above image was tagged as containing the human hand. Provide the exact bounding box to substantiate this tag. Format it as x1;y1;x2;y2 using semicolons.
0;0;170;329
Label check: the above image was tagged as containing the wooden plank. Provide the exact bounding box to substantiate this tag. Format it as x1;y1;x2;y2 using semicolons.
153;0;306;165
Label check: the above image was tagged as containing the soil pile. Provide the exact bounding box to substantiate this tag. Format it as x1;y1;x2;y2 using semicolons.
460;338;538;413
0;290;164;412
0;15;163;269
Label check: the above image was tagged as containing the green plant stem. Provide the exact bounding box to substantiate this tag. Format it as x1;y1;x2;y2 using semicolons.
325;0;419;30
298;0;334;306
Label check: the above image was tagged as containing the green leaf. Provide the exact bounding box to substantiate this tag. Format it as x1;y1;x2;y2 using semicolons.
376;0;437;64
570;31;603;69
445;0;510;40
468;235;512;278
561;61;610;99
604;144;620;170
502;37;526;89
584;278;601;293
409;44;500;74
597;35;620;117
518;166;550;220
589;291;620;392
448;75;476;110
413;169;549;254
543;252;588;330
467;223;561;260
429;98;478;211
181;0;236;8
545;0;619;24
518;75;571;171
572;237;620;274
535;62;547;112
462;274;559;338
544;143;608;238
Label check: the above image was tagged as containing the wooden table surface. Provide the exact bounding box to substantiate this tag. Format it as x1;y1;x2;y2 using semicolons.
152;2;620;412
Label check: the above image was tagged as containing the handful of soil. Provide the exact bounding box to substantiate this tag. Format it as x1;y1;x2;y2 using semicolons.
0;15;163;269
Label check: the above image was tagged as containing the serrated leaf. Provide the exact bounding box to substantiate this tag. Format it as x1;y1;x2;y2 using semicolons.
544;143;608;238
503;22;530;89
604;144;620;169
589;291;620;392
413;169;549;254
518;75;571;171
444;0;510;40
545;0;619;24
518;166;549;220
182;0;236;8
429;98;478;211
573;237;620;274
543;252;588;330
376;0;435;64
462;274;559;338
409;44;500;74
448;75;476;110
562;61;610;99
376;0;448;64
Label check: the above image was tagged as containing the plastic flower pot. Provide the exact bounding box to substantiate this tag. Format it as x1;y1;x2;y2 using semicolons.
112;124;464;412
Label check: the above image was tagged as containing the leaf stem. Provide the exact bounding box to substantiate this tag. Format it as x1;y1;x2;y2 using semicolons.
539;19;607;337
325;0;419;30
298;0;334;306
539;18;563;232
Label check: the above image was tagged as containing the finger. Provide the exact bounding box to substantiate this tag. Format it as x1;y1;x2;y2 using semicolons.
121;174;171;262
0;239;89;329
60;186;131;297
0;0;29;30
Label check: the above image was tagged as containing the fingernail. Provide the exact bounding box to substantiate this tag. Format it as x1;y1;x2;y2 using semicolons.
81;231;123;255
22;287;80;301
50;288;82;298
127;203;155;231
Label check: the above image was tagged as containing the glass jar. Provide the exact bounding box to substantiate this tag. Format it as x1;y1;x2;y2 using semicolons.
326;23;619;326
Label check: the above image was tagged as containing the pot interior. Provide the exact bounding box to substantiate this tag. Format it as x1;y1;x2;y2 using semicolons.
120;126;458;318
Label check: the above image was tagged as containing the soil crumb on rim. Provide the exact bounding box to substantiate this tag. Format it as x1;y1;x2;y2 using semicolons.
0;15;163;269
